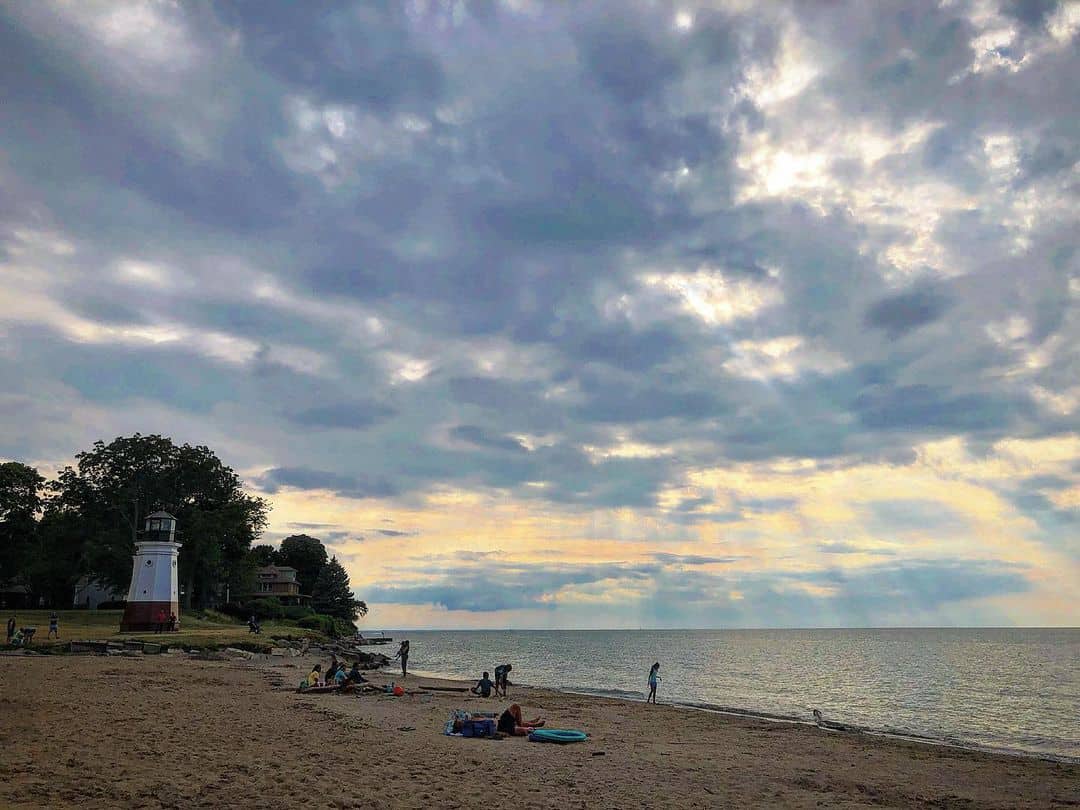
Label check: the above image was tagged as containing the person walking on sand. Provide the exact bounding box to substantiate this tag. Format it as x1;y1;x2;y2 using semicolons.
48;612;59;639
394;640;410;678
647;662;661;704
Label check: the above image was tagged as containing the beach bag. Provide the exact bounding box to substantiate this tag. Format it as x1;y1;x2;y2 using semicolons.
461;719;496;738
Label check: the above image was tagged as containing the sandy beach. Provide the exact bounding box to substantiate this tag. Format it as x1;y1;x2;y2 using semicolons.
1;653;1077;809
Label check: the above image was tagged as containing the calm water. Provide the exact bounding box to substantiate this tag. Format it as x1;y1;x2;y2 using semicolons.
386;628;1079;760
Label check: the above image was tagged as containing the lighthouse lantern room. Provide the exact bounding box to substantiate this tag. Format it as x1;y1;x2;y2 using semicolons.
119;511;182;632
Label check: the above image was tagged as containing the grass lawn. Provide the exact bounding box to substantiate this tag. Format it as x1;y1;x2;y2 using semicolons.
5;609;318;651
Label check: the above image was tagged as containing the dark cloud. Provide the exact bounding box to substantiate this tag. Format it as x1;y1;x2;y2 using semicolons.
449;425;529;454
287;400;396;430
864;285;952;338
652;553;741;565
255;467;397;499
1000;0;1060;28
854;385;1024;433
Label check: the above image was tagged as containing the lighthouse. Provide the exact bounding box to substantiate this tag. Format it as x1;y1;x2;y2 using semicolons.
120;512;182;632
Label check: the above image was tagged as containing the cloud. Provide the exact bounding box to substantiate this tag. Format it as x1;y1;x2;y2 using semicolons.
449;425;529;454
1;0;1077;628
254;467;397;499
864;285;952;338
287;400;396;430
652;553;741;565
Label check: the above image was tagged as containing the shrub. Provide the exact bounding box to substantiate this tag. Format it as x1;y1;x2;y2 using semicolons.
200;608;241;624
282;605;314;621
296;614;355;638
216;601;248;619
242;598;284;620
297;614;334;635
97;600;126;610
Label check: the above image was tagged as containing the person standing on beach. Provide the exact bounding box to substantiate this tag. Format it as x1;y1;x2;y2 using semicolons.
7;615;17;644
395;640;410;678
48;612;59;639
647;662;661;704
494;663;512;697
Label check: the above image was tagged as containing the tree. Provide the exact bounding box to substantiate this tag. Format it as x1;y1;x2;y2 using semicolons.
248;544;279;567
0;462;45;585
277;534;327;595
49;434;269;609
312;556;366;621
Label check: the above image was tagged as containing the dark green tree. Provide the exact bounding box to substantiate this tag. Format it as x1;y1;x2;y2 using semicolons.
49;434;269;608
311;556;367;621
0;461;45;585
277;534;327;595
248;544;279;566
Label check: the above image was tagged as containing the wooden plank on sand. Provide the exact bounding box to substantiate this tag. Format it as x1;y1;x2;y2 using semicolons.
419;685;469;692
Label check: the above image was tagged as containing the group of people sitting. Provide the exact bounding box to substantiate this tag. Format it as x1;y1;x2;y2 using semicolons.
301;657;375;691
470;663;512;698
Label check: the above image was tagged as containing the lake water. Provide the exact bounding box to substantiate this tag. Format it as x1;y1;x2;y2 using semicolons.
385;628;1079;761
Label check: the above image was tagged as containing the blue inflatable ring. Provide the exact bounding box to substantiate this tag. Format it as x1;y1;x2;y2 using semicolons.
528;728;588;744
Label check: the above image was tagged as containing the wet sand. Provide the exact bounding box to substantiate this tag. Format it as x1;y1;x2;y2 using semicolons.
2;653;1077;809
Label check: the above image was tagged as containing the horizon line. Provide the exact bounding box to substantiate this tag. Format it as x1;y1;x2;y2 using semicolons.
366;625;1080;632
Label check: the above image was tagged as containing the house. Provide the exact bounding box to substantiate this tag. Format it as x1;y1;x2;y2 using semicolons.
0;580;35;610
73;576;124;609
248;566;311;606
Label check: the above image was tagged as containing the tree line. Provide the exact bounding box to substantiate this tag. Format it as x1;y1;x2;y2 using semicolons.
0;434;365;623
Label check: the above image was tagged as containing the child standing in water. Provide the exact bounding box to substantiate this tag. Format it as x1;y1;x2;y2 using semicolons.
647;662;661;704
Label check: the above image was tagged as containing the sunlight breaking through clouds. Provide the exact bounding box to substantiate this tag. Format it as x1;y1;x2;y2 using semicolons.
0;0;1076;628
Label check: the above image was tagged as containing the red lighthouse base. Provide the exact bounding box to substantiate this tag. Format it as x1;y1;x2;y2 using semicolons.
120;601;180;632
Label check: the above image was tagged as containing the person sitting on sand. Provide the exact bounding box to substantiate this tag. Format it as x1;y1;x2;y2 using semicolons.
494;663;512;697
647;662;661;704
303;664;322;689
496;704;544;737
346;662;368;684
471;671;495;698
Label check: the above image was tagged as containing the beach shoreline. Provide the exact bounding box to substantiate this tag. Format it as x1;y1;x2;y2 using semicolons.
3;652;1077;809
403;666;1080;766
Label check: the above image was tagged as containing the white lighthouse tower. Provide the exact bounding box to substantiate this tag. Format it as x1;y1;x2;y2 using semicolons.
120;511;182;632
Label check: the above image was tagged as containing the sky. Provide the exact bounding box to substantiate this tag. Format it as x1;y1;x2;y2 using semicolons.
1;1;1077;629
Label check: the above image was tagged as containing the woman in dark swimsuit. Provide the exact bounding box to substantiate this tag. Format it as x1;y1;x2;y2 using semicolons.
497;704;545;736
